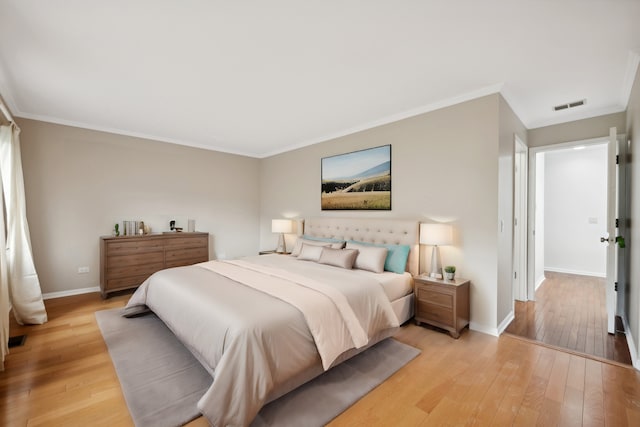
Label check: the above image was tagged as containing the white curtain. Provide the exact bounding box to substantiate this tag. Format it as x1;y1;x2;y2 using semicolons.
0;168;9;370
0;124;47;330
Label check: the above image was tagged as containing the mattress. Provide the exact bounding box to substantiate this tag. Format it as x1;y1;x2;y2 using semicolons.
352;269;413;302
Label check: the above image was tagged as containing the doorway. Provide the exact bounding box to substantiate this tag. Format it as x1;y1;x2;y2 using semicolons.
508;136;631;363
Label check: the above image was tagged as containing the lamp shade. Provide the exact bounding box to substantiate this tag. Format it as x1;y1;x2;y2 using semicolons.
271;219;293;234
420;223;453;246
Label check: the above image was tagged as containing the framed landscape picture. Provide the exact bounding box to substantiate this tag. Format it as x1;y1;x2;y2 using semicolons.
321;144;391;210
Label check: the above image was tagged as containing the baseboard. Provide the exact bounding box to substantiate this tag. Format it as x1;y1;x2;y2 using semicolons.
42;286;100;300
469;321;499;337
622;315;640;370
544;267;605;278
497;311;515;335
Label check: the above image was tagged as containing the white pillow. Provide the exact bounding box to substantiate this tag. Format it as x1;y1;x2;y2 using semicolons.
345;242;388;273
297;243;325;262
291;238;345;256
318;248;359;269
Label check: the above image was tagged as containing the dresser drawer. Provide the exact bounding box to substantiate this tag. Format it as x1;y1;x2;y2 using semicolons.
106;262;165;279
417;301;454;326
106;239;164;255
164;236;208;248
416;288;453;308
106;274;153;291
165;247;208;262
107;252;164;268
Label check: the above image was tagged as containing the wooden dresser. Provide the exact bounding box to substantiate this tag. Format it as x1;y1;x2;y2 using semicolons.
414;275;470;338
100;232;209;298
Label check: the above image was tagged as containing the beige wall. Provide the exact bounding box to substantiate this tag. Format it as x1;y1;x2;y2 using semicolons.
626;66;640;365
528;112;626;148
260;95;503;334
18;119;261;295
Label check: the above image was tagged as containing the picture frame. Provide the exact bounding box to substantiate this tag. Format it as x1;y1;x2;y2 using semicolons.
321;144;391;210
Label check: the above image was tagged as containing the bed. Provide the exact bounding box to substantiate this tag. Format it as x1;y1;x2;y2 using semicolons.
124;218;418;426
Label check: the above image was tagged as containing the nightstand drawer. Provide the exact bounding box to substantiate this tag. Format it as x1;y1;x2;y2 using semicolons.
417;301;454;326
417;288;453;308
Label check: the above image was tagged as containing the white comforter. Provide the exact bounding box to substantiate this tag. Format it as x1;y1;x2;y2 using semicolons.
125;255;399;427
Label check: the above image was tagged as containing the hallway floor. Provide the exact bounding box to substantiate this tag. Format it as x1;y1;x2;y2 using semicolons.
505;272;632;366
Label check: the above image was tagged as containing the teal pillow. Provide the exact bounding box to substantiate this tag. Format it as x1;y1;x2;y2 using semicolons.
347;240;410;274
302;234;344;244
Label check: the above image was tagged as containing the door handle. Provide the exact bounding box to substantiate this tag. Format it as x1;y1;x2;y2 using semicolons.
600;236;613;243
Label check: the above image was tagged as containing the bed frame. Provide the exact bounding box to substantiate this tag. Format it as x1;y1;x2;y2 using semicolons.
302;217;419;323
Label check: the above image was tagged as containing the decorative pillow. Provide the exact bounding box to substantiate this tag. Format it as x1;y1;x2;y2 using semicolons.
347;240;411;274
291;237;345;256
345;242;388;273
297;243;325;262
318;247;359;269
302;234;345;245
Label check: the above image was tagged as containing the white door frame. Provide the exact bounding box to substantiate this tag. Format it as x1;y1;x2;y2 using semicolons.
604;127;618;334
513;136;528;301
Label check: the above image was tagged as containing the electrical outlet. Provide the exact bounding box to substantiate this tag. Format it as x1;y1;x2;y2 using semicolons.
78;266;90;274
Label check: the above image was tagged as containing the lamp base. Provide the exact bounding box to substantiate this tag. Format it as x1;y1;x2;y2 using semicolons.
429;245;443;279
275;233;286;253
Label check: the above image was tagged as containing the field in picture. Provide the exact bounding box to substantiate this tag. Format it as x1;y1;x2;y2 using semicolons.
321;191;390;210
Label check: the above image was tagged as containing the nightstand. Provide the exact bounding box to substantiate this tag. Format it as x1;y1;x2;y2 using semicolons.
258;250;291;255
414;275;470;338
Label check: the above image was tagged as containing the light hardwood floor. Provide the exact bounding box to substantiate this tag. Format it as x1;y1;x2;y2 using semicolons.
2;292;640;426
505;272;632;365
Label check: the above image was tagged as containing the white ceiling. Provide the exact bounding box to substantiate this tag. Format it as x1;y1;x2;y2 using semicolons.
0;1;639;158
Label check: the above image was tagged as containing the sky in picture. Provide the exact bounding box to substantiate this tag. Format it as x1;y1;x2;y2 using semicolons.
322;145;390;180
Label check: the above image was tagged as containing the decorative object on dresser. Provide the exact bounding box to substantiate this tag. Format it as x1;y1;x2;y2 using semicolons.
419;223;453;279
169;219;183;232
414;275;469;338
443;265;456;280
99;232;209;298
271;219;293;253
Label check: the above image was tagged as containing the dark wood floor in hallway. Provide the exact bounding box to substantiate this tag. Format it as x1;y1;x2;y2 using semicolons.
505;272;632;366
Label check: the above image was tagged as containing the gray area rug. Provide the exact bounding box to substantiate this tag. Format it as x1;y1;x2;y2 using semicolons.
96;308;420;427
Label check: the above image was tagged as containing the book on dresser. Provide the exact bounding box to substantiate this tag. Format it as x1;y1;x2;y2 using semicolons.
99;232;209;298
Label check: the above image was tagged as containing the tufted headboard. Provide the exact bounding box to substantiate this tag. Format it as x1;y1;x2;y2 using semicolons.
302;217;420;276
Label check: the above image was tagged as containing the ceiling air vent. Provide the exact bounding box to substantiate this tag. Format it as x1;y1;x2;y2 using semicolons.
553;99;586;112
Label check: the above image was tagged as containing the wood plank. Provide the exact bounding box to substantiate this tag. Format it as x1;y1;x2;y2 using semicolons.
583;359;605;427
559;386;584;427
3;292;640;427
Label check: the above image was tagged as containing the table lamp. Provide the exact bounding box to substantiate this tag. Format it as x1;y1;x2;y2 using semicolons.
420;223;453;279
272;219;293;253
